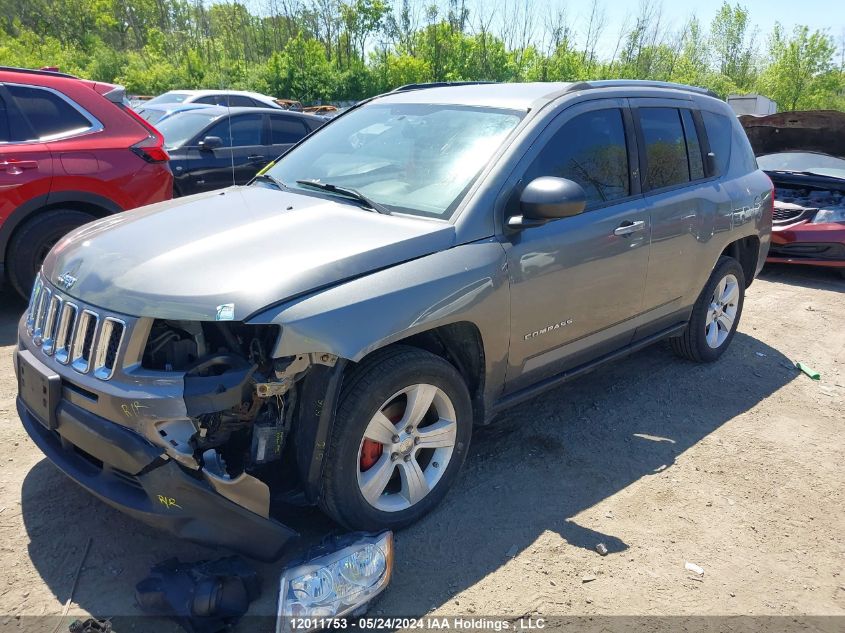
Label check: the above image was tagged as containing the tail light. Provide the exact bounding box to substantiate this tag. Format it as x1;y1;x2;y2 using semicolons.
119;103;170;163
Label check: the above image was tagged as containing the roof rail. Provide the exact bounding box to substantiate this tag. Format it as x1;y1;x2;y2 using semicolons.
391;81;494;93
0;66;78;79
567;79;718;98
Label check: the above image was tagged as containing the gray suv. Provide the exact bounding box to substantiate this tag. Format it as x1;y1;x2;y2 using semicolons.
15;81;771;560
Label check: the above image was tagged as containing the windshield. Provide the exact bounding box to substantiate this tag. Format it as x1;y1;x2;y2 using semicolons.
757;152;845;180
266;103;524;218
145;92;191;106
156;112;219;149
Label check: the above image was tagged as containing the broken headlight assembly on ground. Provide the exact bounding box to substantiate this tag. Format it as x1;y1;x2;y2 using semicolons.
276;531;394;632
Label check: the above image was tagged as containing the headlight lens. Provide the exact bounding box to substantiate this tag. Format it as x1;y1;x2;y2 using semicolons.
812;208;845;223
277;531;393;632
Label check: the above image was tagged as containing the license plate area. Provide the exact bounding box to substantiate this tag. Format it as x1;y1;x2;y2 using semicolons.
17;349;61;430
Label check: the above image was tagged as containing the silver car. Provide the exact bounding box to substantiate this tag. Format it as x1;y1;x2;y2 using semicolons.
15;80;771;560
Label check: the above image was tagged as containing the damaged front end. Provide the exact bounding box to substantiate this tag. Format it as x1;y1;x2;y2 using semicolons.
139;319;341;528
17;276;345;560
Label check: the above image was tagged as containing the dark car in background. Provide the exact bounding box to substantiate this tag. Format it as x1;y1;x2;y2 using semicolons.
135;102;215;125
740;110;845;276
156;106;324;196
0;66;172;298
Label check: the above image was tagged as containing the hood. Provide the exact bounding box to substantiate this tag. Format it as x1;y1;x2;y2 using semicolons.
739;110;845;160
42;186;455;320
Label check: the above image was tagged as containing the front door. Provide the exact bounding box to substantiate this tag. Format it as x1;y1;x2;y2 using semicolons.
191;112;266;193
503;99;650;392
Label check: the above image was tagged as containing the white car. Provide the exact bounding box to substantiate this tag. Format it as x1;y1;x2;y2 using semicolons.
141;89;284;110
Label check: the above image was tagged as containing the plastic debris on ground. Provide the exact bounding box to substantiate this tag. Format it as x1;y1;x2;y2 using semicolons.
795;362;821;380
135;556;260;633
69;619;112;633
595;543;608;556
685;561;705;576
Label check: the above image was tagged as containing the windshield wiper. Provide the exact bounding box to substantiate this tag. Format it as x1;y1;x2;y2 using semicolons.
295;179;390;215
252;173;287;190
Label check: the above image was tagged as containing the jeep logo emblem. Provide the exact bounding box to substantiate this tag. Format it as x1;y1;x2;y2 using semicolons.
56;272;77;290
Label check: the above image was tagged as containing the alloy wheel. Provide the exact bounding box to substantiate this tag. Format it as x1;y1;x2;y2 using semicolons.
356;383;457;512
705;273;740;348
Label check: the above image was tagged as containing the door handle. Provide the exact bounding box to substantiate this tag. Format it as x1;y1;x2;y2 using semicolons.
613;220;646;236
1;160;39;174
247;155;265;161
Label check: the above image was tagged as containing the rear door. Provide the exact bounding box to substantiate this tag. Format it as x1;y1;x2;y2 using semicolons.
267;113;312;161
187;113;265;192
630;100;726;334
0;86;53;230
503;99;650;392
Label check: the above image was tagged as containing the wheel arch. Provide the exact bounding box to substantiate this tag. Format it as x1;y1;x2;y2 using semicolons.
720;234;760;287
1;191;121;265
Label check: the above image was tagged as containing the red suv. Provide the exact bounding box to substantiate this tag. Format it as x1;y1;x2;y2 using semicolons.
0;67;172;298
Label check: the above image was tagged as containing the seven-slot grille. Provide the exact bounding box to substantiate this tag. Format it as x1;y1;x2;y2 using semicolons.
25;275;126;380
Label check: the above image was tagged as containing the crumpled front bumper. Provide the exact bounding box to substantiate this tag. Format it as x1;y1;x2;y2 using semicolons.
17;383;298;561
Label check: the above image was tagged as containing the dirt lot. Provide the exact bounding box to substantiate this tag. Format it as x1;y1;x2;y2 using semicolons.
0;264;843;631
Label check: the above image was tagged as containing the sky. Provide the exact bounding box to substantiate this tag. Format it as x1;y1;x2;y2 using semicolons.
456;0;845;56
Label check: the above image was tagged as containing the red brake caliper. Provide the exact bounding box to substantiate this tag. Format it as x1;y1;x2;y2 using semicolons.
360;439;384;471
360;410;402;471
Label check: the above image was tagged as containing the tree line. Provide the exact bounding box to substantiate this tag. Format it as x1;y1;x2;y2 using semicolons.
1;0;843;110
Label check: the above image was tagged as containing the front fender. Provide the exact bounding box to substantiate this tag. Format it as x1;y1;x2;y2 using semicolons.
248;239;511;407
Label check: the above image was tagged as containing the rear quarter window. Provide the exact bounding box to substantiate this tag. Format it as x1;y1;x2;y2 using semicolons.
7;85;93;140
0;95;9;142
702;111;733;176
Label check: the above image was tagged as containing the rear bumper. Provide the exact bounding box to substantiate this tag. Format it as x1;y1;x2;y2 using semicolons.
18;395;297;561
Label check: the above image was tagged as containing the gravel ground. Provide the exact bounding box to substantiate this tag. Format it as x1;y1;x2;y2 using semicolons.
0;264;843;632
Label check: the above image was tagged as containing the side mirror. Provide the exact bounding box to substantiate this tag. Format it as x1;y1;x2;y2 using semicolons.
508;177;587;229
199;135;223;150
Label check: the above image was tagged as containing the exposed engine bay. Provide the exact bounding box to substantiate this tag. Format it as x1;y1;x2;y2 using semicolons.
142;319;336;517
771;186;845;225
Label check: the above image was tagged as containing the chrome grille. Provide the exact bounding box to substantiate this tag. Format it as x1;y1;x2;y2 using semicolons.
25;275;126;380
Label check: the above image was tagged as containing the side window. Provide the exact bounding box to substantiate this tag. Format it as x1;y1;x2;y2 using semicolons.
701;111;733;176
639;108;690;190
0;94;10;142
269;115;309;145
228;95;257;107
522;108;630;208
6;85;92;140
206;114;263;147
680;110;705;180
196;95;228;106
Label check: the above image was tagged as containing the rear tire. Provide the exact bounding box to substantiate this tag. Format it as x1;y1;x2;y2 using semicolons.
319;346;472;531
7;209;96;298
671;256;745;363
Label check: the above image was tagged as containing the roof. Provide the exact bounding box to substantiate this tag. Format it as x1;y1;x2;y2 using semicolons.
374;80;717;111
161;89;273;99
167;105;324;121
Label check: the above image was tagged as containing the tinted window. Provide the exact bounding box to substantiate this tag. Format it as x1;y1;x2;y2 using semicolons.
206;114;263;147
195;95;228;106
7;85;92;140
640;108;689;190
702;111;733;176
523;108;630;207
228;95;258;107
0;95;9;142
270;115;309;144
681;110;704;180
157;112;219;148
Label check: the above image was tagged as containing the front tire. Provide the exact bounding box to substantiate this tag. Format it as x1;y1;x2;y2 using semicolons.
319;346;472;531
671;256;746;362
7;209;96;298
